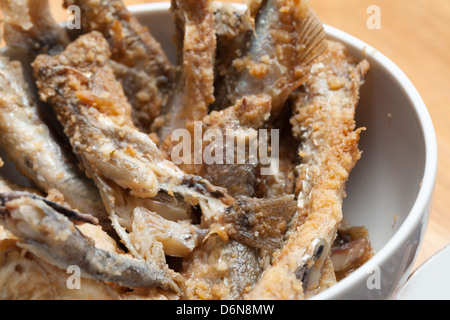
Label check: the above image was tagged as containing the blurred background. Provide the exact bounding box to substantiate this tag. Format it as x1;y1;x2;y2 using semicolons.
47;0;450;271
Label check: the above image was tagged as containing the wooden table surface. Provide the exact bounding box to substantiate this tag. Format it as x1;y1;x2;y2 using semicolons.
48;0;450;272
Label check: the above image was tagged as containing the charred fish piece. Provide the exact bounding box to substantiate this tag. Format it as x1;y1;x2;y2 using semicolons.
211;0;327;121
0;56;109;229
63;0;175;132
0;193;182;293
157;0;216;153
246;41;370;299
0;0;70;55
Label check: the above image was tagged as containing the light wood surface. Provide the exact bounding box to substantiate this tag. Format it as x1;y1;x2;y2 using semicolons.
48;0;450;272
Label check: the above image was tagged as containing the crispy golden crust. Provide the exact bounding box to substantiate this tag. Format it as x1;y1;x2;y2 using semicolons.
32;32;235;273
158;0;216;152
0;56;109;227
32;31;196;260
212;0;327;119
1;0;70;55
0;237;178;300
64;0;175;132
198;96;271;196
246;41;370;300
0;0;372;300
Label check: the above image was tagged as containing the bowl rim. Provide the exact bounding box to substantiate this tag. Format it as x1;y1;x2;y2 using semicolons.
129;2;438;300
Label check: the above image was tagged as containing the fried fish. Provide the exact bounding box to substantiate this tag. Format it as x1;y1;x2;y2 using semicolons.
63;0;175;132
0;56;109;228
246;41;370;299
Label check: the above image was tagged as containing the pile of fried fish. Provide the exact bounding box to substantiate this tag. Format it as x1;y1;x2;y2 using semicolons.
0;0;373;300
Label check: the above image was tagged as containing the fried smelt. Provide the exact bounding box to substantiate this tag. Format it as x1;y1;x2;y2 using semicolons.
64;0;175;132
0;193;182;293
0;56;109;228
182;238;262;300
199;95;272;197
157;0;216;152
212;0;327;121
181;195;297;300
0;0;70;55
331;226;374;281
246;40;370;300
32;32;231;261
33;32;299;267
213;3;252;100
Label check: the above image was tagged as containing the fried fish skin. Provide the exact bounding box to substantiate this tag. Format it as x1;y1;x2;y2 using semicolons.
32;31;231;261
0;194;182;293
63;0;175;132
0;0;70;55
32;32;299;265
0;56;109;228
196;95;272;197
181;195;298;300
0;240;123;300
33;31;179;198
246;41;370;300
157;0;216;154
212;0;327;120
213;2;253;87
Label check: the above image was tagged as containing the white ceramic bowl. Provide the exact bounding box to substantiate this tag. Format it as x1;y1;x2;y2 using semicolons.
1;2;438;300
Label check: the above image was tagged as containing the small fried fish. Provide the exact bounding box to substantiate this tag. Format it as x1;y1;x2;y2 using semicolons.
0;193;182;293
64;0;175;132
0;0;70;55
212;0;327;121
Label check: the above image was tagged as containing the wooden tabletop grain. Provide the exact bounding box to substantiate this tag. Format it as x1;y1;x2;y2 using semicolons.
48;0;450;273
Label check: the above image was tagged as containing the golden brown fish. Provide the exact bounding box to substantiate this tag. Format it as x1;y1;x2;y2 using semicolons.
0;56;109;228
63;0;175;132
32;32;300;285
246;40;370;300
0;193;182;293
157;0;216;155
212;0;327;121
32;32;230;263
